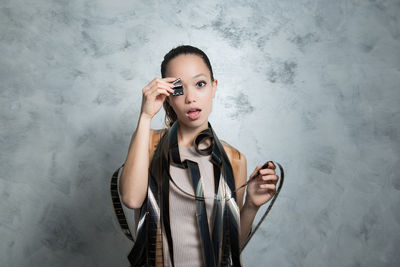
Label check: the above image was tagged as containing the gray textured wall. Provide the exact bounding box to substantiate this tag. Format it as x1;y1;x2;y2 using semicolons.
1;0;399;266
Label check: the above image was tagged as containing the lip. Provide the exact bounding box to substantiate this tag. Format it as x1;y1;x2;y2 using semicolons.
186;107;202;114
186;107;202;120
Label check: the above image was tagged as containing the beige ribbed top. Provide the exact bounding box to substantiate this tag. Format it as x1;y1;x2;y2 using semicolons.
162;145;217;267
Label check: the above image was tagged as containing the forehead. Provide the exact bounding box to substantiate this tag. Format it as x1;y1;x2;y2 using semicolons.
166;54;210;77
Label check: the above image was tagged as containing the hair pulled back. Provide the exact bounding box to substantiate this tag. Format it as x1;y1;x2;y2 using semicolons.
161;45;215;128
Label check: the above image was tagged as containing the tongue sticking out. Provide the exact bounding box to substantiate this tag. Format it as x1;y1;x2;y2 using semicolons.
187;110;201;120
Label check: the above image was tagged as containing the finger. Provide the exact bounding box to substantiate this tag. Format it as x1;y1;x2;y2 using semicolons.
160;88;173;97
153;77;178;83
150;84;175;97
162;85;175;95
143;78;161;94
163;77;179;83
253;179;274;188
259;183;276;190
155;78;177;90
149;77;178;91
271;174;279;184
260;178;273;184
255;186;275;195
150;88;172;98
259;168;275;175
142;83;153;94
261;174;278;181
267;161;276;170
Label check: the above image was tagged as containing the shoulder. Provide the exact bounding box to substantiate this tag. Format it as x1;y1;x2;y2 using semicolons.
150;128;168;135
150;128;168;142
220;139;247;183
220;139;247;207
220;139;245;163
150;128;167;136
149;128;168;157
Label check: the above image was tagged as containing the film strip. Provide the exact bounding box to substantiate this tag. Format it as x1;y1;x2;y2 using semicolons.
111;162;285;253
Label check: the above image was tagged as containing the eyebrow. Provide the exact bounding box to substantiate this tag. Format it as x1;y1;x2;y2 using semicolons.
192;73;207;79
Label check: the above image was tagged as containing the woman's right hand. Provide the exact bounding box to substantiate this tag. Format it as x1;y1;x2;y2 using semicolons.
140;77;177;119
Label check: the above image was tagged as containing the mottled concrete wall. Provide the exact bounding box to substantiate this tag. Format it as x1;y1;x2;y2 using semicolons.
1;0;399;266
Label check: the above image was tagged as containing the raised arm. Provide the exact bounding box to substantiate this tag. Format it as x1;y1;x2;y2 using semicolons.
119;77;177;209
119;115;153;209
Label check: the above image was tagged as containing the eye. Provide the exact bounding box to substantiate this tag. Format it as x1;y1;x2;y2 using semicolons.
196;80;207;87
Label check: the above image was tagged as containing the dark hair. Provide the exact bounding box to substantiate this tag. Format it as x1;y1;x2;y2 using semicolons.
161;45;215;128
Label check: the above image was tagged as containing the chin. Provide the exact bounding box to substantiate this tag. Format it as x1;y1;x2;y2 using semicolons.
184;119;203;127
180;116;208;128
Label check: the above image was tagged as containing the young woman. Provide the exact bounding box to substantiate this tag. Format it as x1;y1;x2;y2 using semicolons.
118;45;278;267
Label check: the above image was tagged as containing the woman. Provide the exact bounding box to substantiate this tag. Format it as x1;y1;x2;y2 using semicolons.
118;45;278;267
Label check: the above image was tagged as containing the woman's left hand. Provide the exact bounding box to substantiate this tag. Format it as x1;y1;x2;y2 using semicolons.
245;162;279;209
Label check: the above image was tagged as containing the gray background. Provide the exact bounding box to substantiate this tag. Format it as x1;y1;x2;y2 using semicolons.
1;0;399;266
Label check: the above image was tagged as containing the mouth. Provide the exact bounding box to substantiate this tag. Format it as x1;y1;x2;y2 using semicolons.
186;108;202;120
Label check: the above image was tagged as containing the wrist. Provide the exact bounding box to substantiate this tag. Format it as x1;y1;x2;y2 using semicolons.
136;113;152;132
139;113;153;122
244;198;259;212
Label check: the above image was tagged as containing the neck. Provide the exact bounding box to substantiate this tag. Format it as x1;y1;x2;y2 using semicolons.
177;120;209;147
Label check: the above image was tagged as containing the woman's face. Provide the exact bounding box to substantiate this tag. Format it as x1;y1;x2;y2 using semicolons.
165;54;217;129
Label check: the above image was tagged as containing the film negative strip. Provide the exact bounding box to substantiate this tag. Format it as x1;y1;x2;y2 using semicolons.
110;163;135;241
171;78;184;96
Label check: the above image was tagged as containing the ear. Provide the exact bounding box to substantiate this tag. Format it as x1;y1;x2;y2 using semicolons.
211;79;218;99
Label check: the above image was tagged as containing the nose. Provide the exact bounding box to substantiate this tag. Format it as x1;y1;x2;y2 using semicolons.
184;85;197;104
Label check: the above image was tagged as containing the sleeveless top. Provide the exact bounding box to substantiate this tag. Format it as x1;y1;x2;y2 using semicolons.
162;144;220;267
